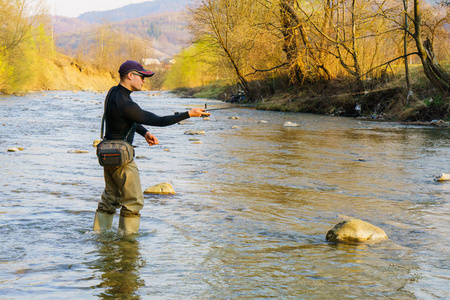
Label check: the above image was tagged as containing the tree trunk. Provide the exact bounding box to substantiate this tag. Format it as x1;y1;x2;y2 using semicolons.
413;0;450;95
279;0;305;84
403;0;411;92
279;0;331;83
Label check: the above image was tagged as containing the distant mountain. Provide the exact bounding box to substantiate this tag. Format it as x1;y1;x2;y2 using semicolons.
52;16;91;35
52;0;192;60
77;0;192;23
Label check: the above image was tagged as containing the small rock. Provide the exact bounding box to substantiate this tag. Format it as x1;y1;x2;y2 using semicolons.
191;141;203;144
202;117;211;121
7;147;23;152
93;139;101;147
284;121;299;127
164;148;170;151
178;121;195;125
326;219;388;244
144;182;176;195
67;150;89;153
228;116;239;120
184;130;205;135
189;138;200;141
435;173;450;181
258;120;268;124
231;126;239;129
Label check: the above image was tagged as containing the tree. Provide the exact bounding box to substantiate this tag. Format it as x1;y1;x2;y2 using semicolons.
0;0;52;92
410;0;450;94
278;0;333;84
188;0;254;99
188;0;285;100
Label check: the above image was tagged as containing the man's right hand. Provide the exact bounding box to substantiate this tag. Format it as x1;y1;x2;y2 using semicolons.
188;108;210;118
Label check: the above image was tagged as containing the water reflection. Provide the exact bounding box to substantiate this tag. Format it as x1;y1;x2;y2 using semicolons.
89;234;145;299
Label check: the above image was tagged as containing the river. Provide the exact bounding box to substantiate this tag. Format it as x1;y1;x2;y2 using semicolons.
0;91;449;299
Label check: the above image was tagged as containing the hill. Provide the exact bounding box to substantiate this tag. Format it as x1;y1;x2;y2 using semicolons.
78;0;191;23
52;0;191;60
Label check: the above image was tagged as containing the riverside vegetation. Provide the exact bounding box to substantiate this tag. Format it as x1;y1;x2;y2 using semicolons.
1;0;449;122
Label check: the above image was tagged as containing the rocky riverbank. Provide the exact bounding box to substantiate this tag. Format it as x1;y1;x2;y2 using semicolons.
174;80;449;123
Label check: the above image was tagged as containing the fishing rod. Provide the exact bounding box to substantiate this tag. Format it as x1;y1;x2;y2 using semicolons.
204;104;238;111
174;104;238;115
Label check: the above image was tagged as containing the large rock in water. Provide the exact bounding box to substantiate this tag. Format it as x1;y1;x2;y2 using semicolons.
144;182;176;195
326;219;388;244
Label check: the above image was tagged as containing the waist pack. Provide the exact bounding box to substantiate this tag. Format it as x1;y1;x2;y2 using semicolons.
96;139;134;167
96;87;136;167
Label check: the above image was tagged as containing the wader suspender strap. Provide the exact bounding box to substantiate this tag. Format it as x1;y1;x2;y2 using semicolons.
100;87;136;141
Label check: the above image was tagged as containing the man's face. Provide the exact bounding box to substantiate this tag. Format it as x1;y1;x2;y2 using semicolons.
130;72;145;91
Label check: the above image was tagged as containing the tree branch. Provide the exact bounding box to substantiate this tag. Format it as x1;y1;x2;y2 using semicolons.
245;62;288;76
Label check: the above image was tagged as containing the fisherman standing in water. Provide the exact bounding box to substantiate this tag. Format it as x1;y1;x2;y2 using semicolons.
93;60;209;234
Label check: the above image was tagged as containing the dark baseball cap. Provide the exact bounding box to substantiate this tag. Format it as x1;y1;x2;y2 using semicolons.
119;60;154;77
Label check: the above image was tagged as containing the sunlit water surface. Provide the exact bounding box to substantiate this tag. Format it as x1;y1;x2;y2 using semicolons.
1;91;449;299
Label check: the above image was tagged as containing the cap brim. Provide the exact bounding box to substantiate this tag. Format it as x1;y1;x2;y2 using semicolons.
137;70;154;77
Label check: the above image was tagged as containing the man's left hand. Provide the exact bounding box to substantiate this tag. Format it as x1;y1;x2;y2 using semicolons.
145;132;159;147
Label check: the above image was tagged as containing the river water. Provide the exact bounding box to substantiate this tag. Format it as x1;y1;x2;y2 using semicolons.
0;91;449;299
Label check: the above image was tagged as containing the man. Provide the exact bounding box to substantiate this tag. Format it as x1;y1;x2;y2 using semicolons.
93;60;209;234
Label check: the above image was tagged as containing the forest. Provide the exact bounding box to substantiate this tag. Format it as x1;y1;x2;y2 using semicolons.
166;0;450;120
1;0;449;120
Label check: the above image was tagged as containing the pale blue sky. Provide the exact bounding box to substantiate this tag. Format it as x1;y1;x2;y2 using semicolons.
46;0;150;18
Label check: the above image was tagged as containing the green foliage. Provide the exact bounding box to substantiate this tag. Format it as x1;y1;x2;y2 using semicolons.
0;0;53;93
192;84;227;99
0;48;14;92
163;41;232;90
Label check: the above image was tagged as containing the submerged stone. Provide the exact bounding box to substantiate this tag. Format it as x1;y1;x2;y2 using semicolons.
284;121;300;127
144;182;176;195
435;173;450;181
67;149;89;153
326;219;388;244
184;130;205;135
7;147;24;152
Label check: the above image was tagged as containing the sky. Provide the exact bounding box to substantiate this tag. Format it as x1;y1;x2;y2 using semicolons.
45;0;150;18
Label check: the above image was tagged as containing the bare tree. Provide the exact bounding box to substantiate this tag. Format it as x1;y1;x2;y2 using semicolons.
188;0;255;99
410;0;450;94
278;0;331;84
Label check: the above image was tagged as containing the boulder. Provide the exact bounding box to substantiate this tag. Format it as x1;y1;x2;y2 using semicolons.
144;182;176;195
326;219;388;244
